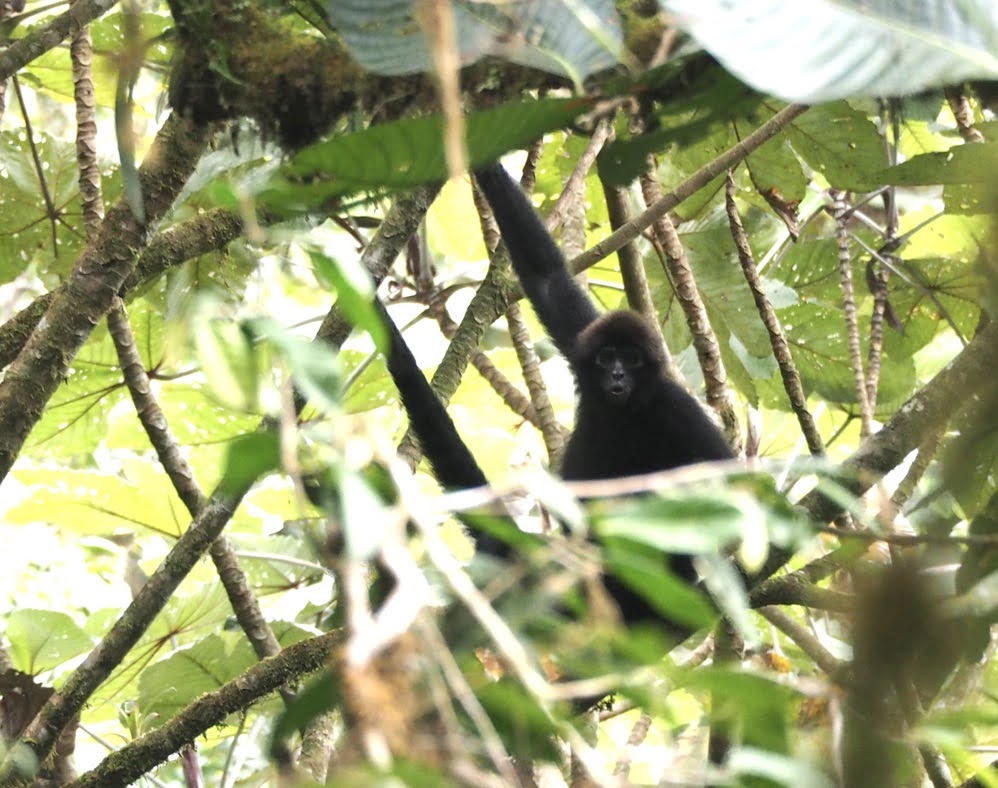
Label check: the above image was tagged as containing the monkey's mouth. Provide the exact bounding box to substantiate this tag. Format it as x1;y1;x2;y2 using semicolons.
607;384;630;402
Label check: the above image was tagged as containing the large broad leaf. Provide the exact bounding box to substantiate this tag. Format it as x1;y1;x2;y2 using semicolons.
326;0;623;83
258;96;590;212
685;667;799;752
5;610;93;674
0;132;122;283
662;0;998;101
138;634;258;727
138;626;312;727
786;102;886;192
9;465;194;538
877;141;998;185
598;68;765;185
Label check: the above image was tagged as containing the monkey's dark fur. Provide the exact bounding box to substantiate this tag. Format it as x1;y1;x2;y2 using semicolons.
378;300;488;494
566;311;732;481
376;300;511;561
378;161;734;634
474;163;733;482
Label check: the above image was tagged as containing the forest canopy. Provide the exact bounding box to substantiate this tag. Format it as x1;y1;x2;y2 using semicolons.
0;1;996;786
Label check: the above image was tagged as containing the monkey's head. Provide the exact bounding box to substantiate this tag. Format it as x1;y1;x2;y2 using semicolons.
574;311;665;408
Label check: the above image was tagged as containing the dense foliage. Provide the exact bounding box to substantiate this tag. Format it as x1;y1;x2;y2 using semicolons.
0;1;996;785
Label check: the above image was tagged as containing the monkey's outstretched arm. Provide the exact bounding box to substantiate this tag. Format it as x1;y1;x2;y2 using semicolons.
377;300;488;492
377;300;513;559
475;163;599;358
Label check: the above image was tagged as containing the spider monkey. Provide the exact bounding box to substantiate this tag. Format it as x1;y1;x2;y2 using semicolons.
473;163;733;481
378;161;735;633
474;162;735;622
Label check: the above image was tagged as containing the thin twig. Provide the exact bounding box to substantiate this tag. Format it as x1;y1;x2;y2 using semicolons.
945;88;986;144
830;190;874;437
569;104;809;275
640;163;741;448
507;299;566;465
545;117;613;233
758;607;845;676
725;171;824;456
419;620;520;785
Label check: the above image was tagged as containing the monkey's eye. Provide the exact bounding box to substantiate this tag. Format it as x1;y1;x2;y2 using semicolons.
595;347;618;369
595;346;643;370
618;346;643;369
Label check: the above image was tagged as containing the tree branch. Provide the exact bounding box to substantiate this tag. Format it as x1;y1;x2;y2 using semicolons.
0;185;435;780
0;112;212;483
725;171;824;456
0;208;248;371
68;631;344;788
0;0;119;81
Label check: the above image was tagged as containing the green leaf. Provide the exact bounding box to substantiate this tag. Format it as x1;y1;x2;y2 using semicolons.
107;380;261;455
757;302;917;414
342;351;396;414
655;208;780;388
728;746;836;788
327;0;623;83
192;318;261;412
474;681;562;761
786;102;887;192
308;247;387;353
877;142;998;185
460;511;546;557
685;667;798;752
698;553;757;642
326;761;460;788
20;300;163;457
0;132;122;282
9;466;191;538
228;533;325;592
258;97;591;211
249;317;344;413
149;585;235;642
743;125;808;205
943;403;998;526
664;0;998;102
598;69;761;185
5;610;93;674
138;634;257;727
592;493;749;554
218;430;281;496
942;181;998;215
601;541;718;630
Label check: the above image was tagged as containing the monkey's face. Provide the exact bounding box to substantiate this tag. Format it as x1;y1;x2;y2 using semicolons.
593;344;645;405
